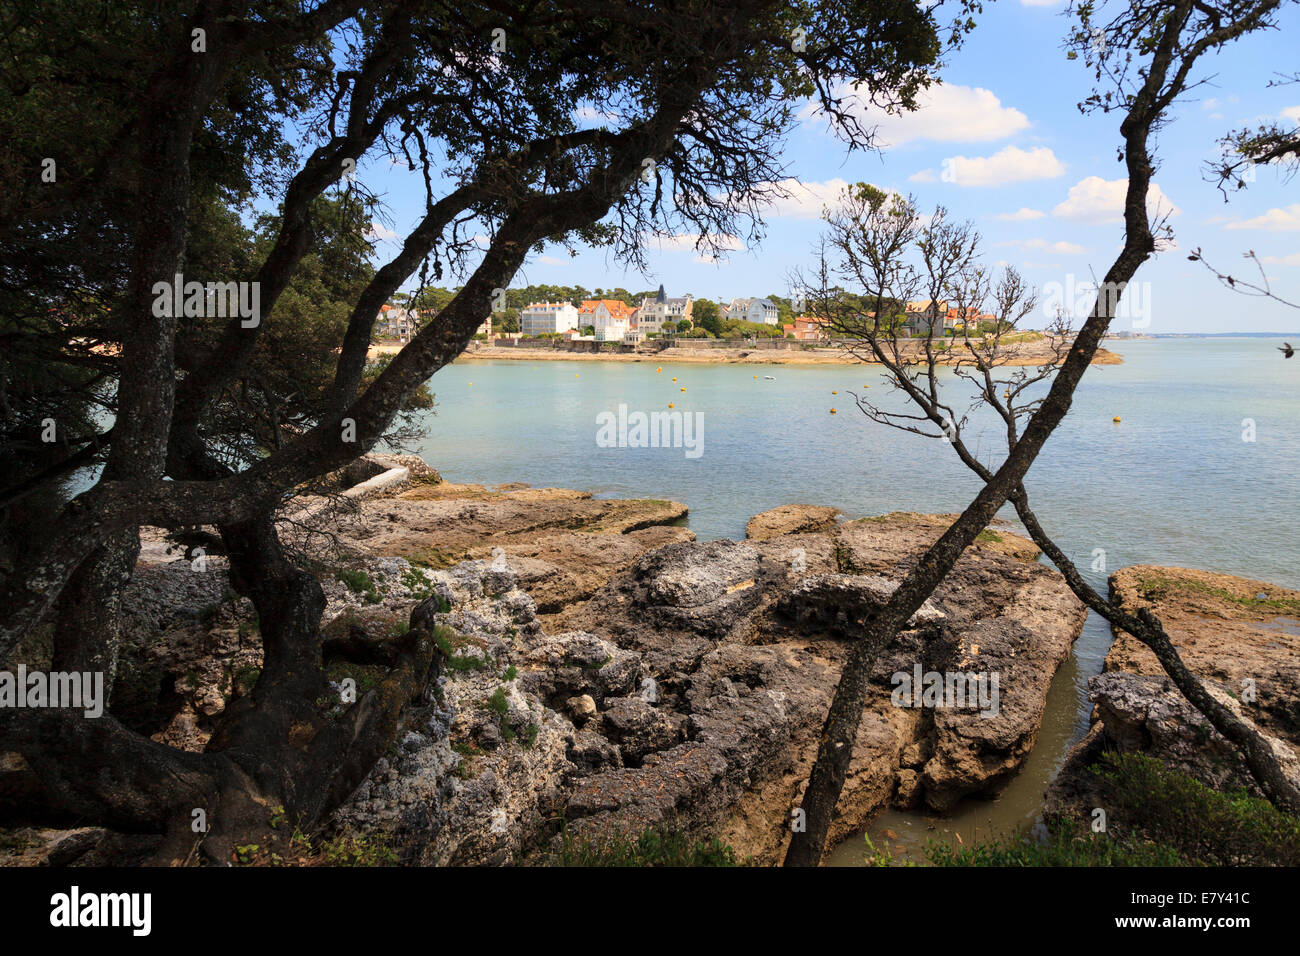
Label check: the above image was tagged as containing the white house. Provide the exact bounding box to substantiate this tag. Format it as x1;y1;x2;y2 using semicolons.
520;300;580;335
376;305;419;339
579;298;635;342
747;298;780;325
721;296;779;325
634;286;693;333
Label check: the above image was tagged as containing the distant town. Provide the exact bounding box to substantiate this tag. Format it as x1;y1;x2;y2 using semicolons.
373;283;1002;346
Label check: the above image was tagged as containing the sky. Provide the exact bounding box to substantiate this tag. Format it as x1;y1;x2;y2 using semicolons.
356;1;1300;334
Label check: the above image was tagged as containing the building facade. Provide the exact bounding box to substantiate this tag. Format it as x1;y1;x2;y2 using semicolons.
520;300;580;335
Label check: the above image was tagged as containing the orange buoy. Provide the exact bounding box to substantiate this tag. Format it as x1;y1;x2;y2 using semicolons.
830;408;837;414
1112;416;1122;423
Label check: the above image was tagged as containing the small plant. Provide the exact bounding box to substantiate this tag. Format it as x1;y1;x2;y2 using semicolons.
503;664;518;681
486;686;509;718
234;843;260;864
233;665;261;695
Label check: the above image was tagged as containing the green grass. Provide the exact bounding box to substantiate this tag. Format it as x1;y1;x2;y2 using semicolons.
1133;572;1300;615
434;625;491;674
927;752;1300;867
337;568;383;604
543;826;744;867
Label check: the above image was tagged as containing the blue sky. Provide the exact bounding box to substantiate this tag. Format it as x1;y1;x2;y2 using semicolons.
358;2;1300;333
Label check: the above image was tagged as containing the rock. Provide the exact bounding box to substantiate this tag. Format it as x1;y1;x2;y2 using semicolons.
1088;671;1300;798
566;694;598;725
746;504;841;540
778;573;945;631
601;696;687;763
1047;565;1300;826
1107;566;1300;742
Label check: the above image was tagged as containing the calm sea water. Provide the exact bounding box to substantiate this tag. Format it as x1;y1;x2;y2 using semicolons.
408;338;1299;862
414;338;1300;590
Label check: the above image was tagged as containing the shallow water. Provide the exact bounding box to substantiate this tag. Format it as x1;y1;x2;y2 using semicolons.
408;338;1299;863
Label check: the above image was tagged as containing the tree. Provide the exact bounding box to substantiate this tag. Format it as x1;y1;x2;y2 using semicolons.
676;318;693;333
0;0;966;863
783;0;1297;867
694;297;723;336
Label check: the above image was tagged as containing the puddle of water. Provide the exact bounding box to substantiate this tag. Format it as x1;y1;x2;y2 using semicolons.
826;610;1112;866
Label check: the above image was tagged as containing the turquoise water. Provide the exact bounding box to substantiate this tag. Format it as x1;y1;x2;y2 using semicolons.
411;338;1299;862
415;338;1300;591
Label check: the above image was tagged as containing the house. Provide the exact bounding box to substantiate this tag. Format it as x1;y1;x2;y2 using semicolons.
634;285;692;334
721;297;752;319
578;298;635;342
904;299;952;336
477;314;492;337
784;315;825;341
747;298;780;325
520;300;580;336
622;328;646;344
376;304;419;340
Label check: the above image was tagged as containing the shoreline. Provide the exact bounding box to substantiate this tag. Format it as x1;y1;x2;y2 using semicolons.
370;342;1125;367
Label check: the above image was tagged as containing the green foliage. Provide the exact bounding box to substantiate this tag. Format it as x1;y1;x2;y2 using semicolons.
320;833;398;867
925;819;1188;867
929;753;1300;867
1095;752;1300;866
337;568;383;603
545;826;744;867
233;665;261;696
434;626;490;674
486;686;509;717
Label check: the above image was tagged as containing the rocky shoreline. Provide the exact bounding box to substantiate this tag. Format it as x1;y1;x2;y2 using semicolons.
6;459;1295;866
1046;566;1300;825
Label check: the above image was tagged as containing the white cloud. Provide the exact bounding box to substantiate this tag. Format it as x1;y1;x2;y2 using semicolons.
914;146;1065;187
536;255;568;265
1261;252;1300;265
1052;176;1181;224
809;83;1030;147
1225;204;1300;231
996;237;1089;255
365;221;398;241
1280;106;1300;124
756;178;856;219
993;207;1046;221
650;232;745;251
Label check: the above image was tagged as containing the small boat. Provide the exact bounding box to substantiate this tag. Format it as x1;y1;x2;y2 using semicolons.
764;375;775;380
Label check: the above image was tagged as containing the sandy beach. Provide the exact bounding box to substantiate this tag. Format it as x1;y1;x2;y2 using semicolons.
369;341;1124;367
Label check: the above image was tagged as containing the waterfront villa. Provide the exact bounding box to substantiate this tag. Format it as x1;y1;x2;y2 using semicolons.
634;285;693;334
783;315;826;341
723;296;780;325
521;300;581;335
579;298;636;341
376;304;419;340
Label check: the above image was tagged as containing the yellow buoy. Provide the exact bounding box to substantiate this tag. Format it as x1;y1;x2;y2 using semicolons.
668;402;675;408
468;382;473;386
830;408;837;414
1113;416;1122;423
672;376;677;382
680;387;686;392
575;373;579;378
832;390;837;395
